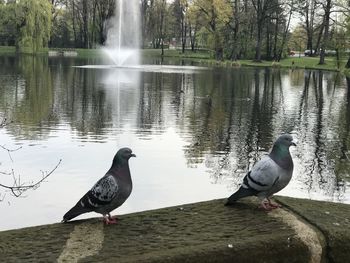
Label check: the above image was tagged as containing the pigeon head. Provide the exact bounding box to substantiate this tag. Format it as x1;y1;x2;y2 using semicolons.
274;134;296;148
112;147;136;167
269;134;296;170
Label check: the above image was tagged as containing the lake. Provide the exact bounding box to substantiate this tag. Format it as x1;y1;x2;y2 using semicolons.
0;54;349;231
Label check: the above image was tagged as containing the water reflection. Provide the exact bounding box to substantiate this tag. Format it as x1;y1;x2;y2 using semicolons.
0;55;349;230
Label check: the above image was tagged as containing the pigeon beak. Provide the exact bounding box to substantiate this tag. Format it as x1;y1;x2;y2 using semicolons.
291;140;297;146
131;153;136;158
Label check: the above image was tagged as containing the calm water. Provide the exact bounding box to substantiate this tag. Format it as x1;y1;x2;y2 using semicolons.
0;55;349;231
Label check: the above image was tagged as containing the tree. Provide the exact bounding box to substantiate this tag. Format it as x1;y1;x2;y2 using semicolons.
276;0;296;61
0;2;17;46
187;4;201;51
227;0;241;60
95;0;115;45
50;10;73;48
251;0;281;62
16;0;52;53
192;0;232;60
159;0;167;56
340;1;350;68
289;25;307;56
319;0;332;65
171;0;189;53
146;0;169;52
297;0;322;56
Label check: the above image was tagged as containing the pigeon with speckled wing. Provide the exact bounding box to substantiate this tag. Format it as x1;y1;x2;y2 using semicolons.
225;134;296;210
63;147;136;224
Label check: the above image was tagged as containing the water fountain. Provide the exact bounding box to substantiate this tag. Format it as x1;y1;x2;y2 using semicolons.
103;0;140;67
76;0;206;74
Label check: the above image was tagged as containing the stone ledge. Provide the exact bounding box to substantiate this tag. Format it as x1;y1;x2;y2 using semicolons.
0;197;349;262
275;196;350;263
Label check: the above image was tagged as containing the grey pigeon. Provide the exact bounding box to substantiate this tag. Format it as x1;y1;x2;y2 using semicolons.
225;134;296;210
63;147;136;224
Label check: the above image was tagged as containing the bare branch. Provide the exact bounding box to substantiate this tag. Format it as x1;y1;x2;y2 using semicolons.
0;159;62;198
0;117;11;128
0;170;12;176
0;145;23;162
0;118;6;128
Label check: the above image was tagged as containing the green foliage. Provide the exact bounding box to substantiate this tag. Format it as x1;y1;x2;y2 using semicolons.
0;0;52;53
16;0;52;53
191;0;232;59
0;3;16;46
51;12;73;48
0;0;348;63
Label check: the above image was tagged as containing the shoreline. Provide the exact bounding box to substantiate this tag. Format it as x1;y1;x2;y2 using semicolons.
1;46;349;75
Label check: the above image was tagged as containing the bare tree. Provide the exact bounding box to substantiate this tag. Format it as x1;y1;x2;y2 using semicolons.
251;0;280;62
276;1;295;61
173;0;189;53
297;0;323;56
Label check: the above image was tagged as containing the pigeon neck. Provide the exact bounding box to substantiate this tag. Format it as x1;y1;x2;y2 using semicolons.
111;155;128;169
269;144;293;170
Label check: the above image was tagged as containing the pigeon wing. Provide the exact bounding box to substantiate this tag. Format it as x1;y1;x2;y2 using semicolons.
245;156;280;192
80;174;119;210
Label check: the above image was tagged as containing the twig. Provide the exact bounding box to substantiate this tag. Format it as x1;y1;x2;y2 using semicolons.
0;117;7;128
0;170;12;176
0;145;23;162
0;159;62;198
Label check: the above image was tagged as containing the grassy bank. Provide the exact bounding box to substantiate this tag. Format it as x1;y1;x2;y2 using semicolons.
75;48;103;58
1;45;349;73
0;46;15;54
145;48;347;72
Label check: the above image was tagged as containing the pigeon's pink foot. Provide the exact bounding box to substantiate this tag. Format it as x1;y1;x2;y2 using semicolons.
258;199;281;211
103;215;118;225
259;200;273;211
268;199;282;209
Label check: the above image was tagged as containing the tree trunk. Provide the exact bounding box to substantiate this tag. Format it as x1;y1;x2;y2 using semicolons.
255;22;262;62
181;21;187;53
141;0;148;49
319;0;331;65
277;1;294;62
266;20;271;60
314;21;324;54
231;0;240;60
91;1;97;48
189;24;197;52
304;0;316;56
160;0;165;56
82;0;89;48
253;0;266;62
273;15;279;60
346;56;350;68
72;0;78;47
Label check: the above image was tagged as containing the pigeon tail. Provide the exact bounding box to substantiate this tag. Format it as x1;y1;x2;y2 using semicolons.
225;187;257;206
62;203;89;222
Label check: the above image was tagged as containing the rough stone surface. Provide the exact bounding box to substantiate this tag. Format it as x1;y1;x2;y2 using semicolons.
1;197;349;262
85;198;309;262
276;196;350;263
0;223;74;262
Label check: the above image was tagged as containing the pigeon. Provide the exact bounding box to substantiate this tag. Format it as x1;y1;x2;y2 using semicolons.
225;134;296;210
62;147;136;224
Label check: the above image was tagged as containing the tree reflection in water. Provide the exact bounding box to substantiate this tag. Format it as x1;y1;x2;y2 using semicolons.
0;55;349;205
